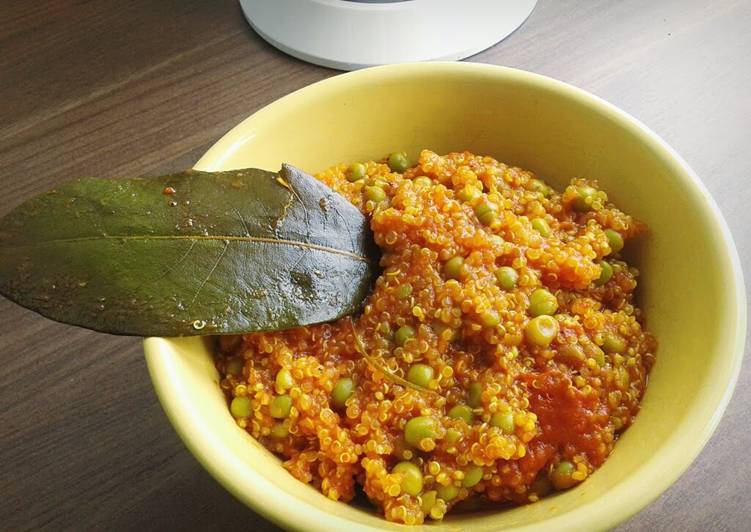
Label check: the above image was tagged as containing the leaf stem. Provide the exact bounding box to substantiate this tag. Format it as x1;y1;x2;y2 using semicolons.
348;318;436;395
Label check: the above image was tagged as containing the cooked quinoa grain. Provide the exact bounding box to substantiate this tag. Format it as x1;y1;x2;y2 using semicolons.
215;150;657;524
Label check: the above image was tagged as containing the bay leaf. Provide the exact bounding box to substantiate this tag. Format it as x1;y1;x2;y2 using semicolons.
0;164;379;336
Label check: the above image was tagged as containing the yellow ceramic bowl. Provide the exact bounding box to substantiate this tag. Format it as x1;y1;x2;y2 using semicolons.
144;63;746;531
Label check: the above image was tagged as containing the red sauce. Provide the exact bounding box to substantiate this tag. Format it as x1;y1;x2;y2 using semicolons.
521;370;610;466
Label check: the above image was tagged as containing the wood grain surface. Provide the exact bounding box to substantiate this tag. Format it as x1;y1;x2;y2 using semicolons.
1;1;749;530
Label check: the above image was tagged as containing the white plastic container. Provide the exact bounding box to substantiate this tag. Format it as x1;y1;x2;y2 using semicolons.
239;0;538;70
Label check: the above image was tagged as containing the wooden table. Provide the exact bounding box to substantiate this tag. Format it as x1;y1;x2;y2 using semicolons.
2;1;749;530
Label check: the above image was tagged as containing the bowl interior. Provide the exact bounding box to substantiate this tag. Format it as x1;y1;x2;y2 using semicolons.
145;63;745;532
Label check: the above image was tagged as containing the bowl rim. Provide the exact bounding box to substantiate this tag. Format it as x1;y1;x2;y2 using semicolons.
144;61;746;532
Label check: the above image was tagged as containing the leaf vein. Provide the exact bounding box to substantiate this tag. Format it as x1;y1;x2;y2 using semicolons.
3;234;369;262
136;239;197;290
190;239;229;305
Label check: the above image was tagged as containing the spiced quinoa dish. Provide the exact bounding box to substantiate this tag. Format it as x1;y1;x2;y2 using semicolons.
215;149;657;524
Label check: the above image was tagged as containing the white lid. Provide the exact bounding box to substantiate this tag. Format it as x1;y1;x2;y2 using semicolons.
239;0;538;70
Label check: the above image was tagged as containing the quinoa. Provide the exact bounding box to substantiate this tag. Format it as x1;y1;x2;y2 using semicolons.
215;150;657;524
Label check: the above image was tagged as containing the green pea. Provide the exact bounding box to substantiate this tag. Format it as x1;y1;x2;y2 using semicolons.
270;423;288;439
347;162;367;182
388;151;410;172
479;310;501;328
394;325;416;347
407;363;434;388
531;217;551;237
275;368;294;391
414;176;432;187
404;416;440;448
369;177;389;188
605;229;624;254
528;288;558;316
448;404;474;424
445;428;462;445
495;266;519;290
364;185;386;203
437;483;460;501
457;185;481;202
331;377;355;408
462;465;484;488
602;334;627;353
230;396;252;418
491;411;515;434
550;460;578;490
392;461;423;496
529;178;552;197
572;185;597;212
474;202;498;226
270;394;292;419
605;229;623;253
226;358;244;376
467;382;483;408
525;315;559;347
444;256;465;280
396;283;413;299
558;344;585;362
421;490;438;513
617;366;630;389
595;260;613;286
591;346;606;366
